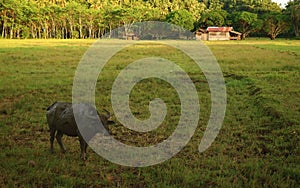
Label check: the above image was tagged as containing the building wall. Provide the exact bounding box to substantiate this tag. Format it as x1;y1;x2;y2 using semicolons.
195;33;208;40
208;31;230;41
195;31;234;41
201;33;208;40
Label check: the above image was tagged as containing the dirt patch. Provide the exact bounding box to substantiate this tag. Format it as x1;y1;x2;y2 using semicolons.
224;73;246;80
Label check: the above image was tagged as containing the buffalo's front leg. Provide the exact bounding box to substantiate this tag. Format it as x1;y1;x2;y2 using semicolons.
79;137;88;160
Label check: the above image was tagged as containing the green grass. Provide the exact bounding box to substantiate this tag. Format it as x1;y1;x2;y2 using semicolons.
0;39;299;187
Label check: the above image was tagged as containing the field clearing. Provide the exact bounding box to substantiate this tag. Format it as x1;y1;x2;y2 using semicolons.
0;39;299;187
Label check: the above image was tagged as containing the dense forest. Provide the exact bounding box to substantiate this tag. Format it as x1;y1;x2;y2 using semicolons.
0;0;299;39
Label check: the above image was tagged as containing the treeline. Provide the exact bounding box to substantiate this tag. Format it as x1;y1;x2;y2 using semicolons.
0;0;299;39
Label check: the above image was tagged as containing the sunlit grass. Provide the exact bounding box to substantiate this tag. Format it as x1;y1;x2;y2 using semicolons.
0;38;299;187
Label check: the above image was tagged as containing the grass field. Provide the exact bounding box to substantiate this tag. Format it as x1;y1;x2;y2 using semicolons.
0;39;299;187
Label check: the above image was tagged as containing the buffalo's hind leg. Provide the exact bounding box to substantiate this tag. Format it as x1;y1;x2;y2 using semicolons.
50;129;56;154
56;131;67;153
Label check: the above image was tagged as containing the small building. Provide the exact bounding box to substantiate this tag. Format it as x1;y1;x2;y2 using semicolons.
195;27;241;41
121;33;139;40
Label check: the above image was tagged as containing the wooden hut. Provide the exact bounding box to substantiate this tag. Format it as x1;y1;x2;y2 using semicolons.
120;33;139;40
196;27;241;41
125;33;138;40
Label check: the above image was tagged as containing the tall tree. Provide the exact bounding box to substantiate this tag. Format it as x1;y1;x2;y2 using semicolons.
197;0;228;28
254;0;281;14
222;0;281;14
234;11;263;39
0;0;292;39
199;10;228;27
263;12;290;39
286;0;300;37
166;9;194;30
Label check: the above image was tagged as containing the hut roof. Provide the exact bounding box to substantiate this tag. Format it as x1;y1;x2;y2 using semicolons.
207;27;233;32
229;30;242;35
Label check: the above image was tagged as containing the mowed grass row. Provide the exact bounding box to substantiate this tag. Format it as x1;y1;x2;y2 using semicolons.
0;39;299;187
